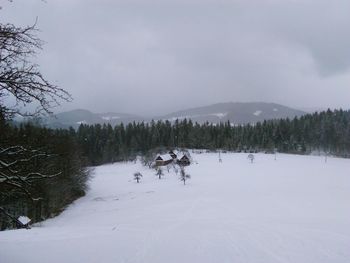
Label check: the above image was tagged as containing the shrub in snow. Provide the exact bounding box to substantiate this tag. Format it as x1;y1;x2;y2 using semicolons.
248;154;255;163
166;164;171;173
156;167;163;180
173;164;179;175
180;167;191;185
134;172;143;183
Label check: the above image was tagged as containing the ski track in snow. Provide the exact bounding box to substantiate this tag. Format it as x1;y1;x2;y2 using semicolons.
1;153;350;263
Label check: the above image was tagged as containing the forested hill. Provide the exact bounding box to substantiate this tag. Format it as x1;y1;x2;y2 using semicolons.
3;109;349;168
75;109;350;165
41;102;306;128
158;102;306;124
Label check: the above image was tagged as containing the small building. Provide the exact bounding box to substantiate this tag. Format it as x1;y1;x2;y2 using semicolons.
155;154;174;166
169;150;180;159
17;216;31;229
177;154;190;166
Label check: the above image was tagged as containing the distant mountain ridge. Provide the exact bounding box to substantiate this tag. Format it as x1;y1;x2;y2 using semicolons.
43;102;306;128
159;102;306;124
44;109;145;129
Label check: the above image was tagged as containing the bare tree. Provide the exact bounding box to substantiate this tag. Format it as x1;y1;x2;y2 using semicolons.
248;154;255;163
156;166;163;179
133;172;142;183
0;12;72;228
172;163;179;175
0;146;60;198
0;22;71;118
180;167;190;185
0;145;61;228
324;151;330;163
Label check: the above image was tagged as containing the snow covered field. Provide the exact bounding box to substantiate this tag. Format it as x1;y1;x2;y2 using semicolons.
1;152;350;263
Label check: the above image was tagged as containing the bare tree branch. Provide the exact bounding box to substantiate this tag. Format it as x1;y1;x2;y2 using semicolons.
0;145;59;202
0;22;72;119
0;2;77;230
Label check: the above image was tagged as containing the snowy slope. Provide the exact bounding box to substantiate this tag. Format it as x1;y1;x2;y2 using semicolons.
1;153;350;263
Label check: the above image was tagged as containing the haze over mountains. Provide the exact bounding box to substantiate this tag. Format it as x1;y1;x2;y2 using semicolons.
44;102;306;128
158;102;305;124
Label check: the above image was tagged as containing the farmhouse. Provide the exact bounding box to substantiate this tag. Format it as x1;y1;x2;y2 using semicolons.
155;154;174;166
177;154;190;166
168;150;178;159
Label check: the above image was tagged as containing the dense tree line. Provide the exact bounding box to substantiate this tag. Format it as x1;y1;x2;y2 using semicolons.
0;117;89;230
1;3;79;230
76;109;350;165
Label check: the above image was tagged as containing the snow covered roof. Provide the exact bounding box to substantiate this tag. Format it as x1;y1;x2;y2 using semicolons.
179;154;189;160
18;216;31;225
169;150;179;156
156;154;173;161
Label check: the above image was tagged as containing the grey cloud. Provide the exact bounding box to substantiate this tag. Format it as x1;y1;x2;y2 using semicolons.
246;0;350;76
1;0;350;115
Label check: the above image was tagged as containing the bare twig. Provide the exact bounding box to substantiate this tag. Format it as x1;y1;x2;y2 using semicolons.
0;22;72;119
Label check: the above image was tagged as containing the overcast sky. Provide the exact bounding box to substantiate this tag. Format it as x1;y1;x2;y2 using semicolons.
2;0;350;116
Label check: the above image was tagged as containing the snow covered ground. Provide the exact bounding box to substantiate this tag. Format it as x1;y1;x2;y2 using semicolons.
1;153;350;263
